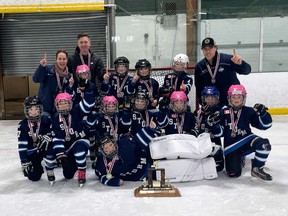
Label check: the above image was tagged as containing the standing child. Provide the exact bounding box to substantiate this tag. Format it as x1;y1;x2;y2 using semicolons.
159;54;193;110
52;90;95;187
127;59;159;110
17;96;55;183
207;84;273;181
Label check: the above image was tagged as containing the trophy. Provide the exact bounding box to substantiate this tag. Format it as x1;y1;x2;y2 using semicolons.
134;167;181;197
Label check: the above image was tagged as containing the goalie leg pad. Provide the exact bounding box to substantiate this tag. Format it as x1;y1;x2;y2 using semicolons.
155;157;217;183
149;133;213;160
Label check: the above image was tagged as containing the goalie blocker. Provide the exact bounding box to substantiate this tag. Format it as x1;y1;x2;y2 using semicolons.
149;133;218;182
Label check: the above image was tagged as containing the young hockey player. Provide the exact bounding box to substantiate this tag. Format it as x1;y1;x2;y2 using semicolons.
207;84;273;181
94;119;158;186
127;59;159;110
158;53;193;110
120;91;168;137
65;64;99;107
17;96;55;183
101;56;133;110
85;96;128;164
196;86;224;172
161;91;198;136
52;90;95;187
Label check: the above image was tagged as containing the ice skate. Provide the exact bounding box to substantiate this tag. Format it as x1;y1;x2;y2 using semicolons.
47;170;55;186
251;166;272;181
78;169;86;187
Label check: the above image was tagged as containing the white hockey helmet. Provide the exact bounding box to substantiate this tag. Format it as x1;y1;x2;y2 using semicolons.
172;53;189;72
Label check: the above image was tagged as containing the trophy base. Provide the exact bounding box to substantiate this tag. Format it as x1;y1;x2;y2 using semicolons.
134;186;181;197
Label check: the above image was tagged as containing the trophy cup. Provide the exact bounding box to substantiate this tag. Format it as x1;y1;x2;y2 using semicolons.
134;167;181;197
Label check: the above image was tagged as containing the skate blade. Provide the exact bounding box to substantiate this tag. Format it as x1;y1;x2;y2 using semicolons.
49;181;55;186
250;176;273;185
79;183;85;188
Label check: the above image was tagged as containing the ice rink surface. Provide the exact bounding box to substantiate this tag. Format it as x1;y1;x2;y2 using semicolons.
0;116;287;216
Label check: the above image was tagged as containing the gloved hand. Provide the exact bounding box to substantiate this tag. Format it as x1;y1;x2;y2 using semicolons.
123;97;132;112
207;111;221;126
158;97;170;111
79;78;90;91
21;161;33;176
253;103;268;115
39;135;51;150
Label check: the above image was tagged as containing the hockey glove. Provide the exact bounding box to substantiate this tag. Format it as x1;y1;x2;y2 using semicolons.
207;111;221;126
21;161;33;176
253;103;268;115
158;97;170;111
39;135;52;150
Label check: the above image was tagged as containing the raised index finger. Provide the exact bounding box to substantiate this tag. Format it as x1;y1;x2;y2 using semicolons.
43;52;46;60
233;49;236;56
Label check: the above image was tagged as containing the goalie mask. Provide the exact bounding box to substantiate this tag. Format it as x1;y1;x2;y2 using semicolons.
135;59;151;80
170;91;187;114
55;93;73;115
227;84;247;110
201;86;219;108
114;56;129;77
23;96;43;122
172;53;189;73
99;136;118;159
102;96;118;116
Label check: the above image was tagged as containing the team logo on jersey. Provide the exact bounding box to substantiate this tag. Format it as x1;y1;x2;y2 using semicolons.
224;110;230;114
168;75;172;78
219;67;224;72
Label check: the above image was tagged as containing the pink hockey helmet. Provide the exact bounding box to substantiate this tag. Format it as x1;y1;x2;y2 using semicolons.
102;96;118;106
170;91;187;102
55;93;73;114
227;84;247;96
76;64;91;77
102;96;118;116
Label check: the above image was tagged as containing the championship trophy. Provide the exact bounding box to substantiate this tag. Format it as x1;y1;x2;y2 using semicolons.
134;166;181;197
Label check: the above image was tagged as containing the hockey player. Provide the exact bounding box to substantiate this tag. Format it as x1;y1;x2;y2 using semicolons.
207;84;273;181
120;91;168;137
161;91;198;136
195;86;224;172
94;118;158;186
158;53;193;110
52;90;95;187
17;96;55;183
101;56;133;110
65;64;99;107
127;59;159;110
85;96;128;164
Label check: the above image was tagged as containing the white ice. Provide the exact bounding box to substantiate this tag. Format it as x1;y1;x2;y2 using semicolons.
0;116;287;216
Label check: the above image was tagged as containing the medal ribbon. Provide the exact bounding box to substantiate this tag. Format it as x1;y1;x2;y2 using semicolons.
176;113;185;134
206;52;220;82
106;115;119;140
80;52;91;68
103;156;116;175
141;80;153;98
116;75;128;95
230;108;242;134
28;120;41;144
60;114;71;140
55;72;67;93
172;75;179;91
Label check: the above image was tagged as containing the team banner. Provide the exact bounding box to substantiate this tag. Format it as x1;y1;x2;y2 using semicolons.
0;0;104;13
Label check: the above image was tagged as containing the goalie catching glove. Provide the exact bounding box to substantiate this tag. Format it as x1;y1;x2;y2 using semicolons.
253;103;268;116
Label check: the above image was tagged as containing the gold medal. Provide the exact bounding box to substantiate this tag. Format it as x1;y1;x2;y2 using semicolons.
211;78;216;84
117;92;124;98
65;136;71;141
106;173;113;179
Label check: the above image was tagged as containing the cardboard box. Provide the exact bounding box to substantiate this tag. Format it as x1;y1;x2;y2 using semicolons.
3;76;28;100
28;75;40;96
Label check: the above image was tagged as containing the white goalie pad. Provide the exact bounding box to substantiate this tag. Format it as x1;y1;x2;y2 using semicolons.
155;157;217;183
149;133;213;160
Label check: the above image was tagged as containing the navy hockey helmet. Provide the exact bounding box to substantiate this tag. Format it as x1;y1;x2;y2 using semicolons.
23;96;43;122
114;56;130;77
135;59;151;80
132;91;149;112
99;136;118;158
